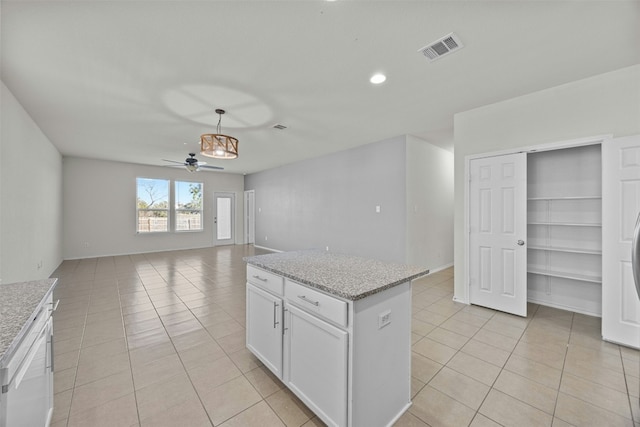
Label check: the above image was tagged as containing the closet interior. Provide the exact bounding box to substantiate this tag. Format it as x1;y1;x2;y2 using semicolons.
526;144;602;316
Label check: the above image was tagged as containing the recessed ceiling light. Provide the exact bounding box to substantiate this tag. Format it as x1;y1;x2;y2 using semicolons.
370;73;386;84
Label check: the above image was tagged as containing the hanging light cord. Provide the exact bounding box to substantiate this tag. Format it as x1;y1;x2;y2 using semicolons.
217;113;222;134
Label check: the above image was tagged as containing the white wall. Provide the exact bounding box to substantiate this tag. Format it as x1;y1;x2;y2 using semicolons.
453;65;640;301
1;82;63;283
406;135;454;271
63;157;245;259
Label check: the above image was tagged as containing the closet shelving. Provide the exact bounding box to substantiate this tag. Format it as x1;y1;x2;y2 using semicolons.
526;146;602;316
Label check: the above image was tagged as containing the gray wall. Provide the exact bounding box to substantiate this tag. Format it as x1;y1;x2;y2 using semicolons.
453;64;640;301
63;157;245;259
245;136;408;263
245;135;455;270
1;82;63;283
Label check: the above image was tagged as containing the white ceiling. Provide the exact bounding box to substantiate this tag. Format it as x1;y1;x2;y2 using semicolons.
2;1;639;174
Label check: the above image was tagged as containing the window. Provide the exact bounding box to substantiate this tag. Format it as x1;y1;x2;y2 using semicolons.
136;178;169;233
175;181;203;231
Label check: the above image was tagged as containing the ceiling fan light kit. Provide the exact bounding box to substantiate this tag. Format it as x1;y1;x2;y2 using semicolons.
162;153;224;172
200;108;239;160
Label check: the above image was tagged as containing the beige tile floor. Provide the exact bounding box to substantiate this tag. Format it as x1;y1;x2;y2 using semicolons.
48;245;640;427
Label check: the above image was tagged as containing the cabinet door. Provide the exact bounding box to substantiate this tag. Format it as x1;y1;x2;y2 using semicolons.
603;134;640;348
246;283;283;378
284;303;348;427
469;153;528;316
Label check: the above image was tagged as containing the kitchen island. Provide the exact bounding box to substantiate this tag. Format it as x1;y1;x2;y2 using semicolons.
0;279;57;427
244;250;428;427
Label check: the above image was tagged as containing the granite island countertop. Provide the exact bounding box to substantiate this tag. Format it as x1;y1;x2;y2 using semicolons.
244;250;429;301
0;279;58;366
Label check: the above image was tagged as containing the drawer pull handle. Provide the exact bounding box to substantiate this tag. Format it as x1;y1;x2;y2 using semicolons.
273;302;280;328
50;299;60;313
253;275;268;282
297;295;320;307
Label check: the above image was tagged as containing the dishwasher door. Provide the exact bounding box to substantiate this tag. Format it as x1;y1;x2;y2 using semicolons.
3;316;52;427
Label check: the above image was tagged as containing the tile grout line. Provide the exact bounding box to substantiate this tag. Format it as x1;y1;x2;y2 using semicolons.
55;261;93;427
549;311;573;424
122;254;144;427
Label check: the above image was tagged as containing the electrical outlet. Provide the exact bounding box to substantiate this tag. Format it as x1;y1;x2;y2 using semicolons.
375;205;381;213
265;236;268;241
378;310;391;329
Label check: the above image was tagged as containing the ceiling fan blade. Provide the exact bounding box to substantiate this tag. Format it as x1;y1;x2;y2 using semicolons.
199;165;224;170
162;159;186;165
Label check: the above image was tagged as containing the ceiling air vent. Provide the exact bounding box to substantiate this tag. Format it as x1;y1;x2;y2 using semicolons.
273;124;287;130
418;32;464;62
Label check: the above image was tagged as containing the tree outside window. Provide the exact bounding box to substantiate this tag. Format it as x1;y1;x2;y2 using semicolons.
176;181;203;231
137;178;169;233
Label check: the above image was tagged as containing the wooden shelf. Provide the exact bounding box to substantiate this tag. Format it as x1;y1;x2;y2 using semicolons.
527;268;602;284
528;246;601;255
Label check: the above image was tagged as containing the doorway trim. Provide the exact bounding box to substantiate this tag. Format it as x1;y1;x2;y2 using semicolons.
213;191;236;246
244;190;255;244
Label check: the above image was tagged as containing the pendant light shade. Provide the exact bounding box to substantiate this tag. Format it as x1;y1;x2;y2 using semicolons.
200;109;239;159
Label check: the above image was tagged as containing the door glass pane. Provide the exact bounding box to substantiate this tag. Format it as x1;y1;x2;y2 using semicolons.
217;197;232;240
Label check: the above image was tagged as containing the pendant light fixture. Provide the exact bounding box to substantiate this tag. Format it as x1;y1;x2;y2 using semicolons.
200;109;239;159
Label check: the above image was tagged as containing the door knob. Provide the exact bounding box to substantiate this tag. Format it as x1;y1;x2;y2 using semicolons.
517;240;525;246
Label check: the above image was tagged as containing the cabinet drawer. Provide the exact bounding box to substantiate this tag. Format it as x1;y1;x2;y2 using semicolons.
285;280;347;327
247;265;283;296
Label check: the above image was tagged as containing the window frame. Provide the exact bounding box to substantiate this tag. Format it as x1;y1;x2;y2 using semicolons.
136;177;171;234
174;180;204;232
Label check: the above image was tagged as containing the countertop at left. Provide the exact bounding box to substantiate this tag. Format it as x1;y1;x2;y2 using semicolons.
0;278;57;365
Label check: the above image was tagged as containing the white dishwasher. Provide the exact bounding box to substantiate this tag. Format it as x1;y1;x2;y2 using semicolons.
1;294;55;427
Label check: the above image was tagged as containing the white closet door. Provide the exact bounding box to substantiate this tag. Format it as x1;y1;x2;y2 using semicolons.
603;134;640;348
469;153;528;316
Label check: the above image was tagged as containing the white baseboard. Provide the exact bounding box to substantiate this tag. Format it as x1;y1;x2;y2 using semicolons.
252;244;283;253
427;262;454;274
63;244;224;261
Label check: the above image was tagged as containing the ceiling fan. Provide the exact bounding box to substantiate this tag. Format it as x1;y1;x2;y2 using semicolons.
162;153;224;172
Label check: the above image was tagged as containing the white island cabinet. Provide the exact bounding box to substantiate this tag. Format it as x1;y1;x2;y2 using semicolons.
246;265;284;378
245;251;428;427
